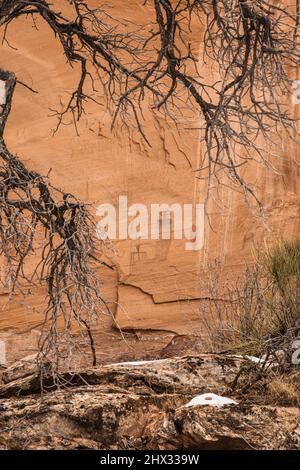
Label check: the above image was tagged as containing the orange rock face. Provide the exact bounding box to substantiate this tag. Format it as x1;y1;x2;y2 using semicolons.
0;0;299;340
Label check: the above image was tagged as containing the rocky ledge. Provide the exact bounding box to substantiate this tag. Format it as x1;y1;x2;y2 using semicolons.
0;355;299;450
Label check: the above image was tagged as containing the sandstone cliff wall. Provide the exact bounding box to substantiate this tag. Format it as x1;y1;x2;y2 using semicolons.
0;0;299;337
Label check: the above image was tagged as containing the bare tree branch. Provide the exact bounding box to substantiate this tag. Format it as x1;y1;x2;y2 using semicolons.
0;67;111;379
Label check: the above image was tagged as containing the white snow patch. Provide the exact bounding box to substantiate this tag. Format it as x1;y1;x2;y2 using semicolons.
229;354;276;367
184;393;238;408
245;355;262;363
104;358;171;367
0;81;6;105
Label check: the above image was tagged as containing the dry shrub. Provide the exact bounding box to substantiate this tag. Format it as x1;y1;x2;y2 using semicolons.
267;373;300;407
200;239;300;368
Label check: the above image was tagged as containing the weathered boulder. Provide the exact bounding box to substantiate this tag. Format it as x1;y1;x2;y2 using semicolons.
0;354;240;398
143;404;300;450
2;354;50;384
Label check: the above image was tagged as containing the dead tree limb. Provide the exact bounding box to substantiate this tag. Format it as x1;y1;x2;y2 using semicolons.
0;67;110;376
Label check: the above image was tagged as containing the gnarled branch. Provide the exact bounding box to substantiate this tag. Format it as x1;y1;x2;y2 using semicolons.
0;68;111;377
